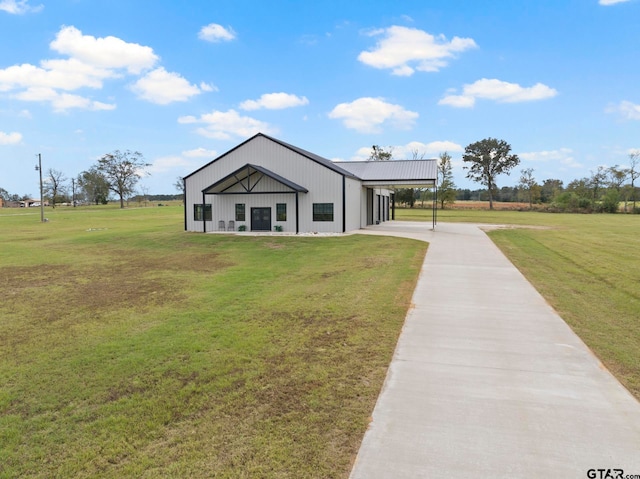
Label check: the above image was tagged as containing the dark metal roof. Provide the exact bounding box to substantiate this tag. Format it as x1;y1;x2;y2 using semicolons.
203;163;308;194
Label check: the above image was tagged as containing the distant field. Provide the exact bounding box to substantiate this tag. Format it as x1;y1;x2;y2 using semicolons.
398;206;640;399
0;206;426;478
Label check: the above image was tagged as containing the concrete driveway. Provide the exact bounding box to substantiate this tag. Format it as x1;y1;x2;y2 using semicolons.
350;221;640;478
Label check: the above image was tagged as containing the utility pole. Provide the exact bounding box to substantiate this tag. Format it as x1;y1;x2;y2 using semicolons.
71;177;76;207
35;153;44;222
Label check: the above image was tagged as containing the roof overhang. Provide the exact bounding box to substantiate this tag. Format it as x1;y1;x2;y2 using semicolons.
361;179;436;188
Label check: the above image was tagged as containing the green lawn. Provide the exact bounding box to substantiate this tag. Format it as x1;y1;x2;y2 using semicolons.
397;206;640;399
0;206;426;478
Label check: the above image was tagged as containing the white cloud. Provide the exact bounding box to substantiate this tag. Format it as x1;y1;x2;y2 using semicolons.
439;78;558;107
200;82;217;92
178;109;275;140
599;0;631;5
149;148;218;175
50;26;158;74
239;92;309;111
328;97;418;133
607;100;640;120
177;115;197;124
0;25;207;110
0;26;167;111
396;140;464;158
358;26;477;76
519;148;581;168
0;60;115;92
198;23;236;42
14;87;116;112
182;147;217;158
0;0;42;14
131;68;204;104
149;155;197;174
351;140;462;161
438;93;475;108
0;131;22;144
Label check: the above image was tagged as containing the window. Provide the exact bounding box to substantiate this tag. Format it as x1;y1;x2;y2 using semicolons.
313;203;334;221
193;204;212;221
235;203;245;221
276;203;287;221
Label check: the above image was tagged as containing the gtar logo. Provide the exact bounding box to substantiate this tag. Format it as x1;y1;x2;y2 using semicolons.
587;469;624;479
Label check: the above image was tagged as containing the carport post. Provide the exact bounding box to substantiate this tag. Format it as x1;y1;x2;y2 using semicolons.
432;185;437;230
391;192;395;220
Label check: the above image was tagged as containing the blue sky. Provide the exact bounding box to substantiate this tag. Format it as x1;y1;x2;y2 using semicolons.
1;0;639;196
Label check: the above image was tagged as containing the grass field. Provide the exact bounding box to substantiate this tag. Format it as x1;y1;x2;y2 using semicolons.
0;206;426;478
397;206;640;399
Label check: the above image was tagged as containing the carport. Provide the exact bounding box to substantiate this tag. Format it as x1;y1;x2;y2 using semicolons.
334;159;438;229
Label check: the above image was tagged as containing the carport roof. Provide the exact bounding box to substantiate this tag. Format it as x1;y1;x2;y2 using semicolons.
333;159;438;188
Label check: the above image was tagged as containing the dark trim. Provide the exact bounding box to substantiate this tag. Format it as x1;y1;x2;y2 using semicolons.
183;179;187;231
295;192;299;234
214;191;299;195
342;176;346;233
202;192;206;233
361;178;436;183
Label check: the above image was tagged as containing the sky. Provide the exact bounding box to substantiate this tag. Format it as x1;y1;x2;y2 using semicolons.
1;0;639;197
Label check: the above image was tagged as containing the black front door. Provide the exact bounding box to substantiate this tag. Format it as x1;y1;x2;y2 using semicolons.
251;207;271;231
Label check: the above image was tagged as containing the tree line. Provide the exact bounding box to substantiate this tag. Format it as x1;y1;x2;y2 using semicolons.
369;139;640;213
0;150;150;208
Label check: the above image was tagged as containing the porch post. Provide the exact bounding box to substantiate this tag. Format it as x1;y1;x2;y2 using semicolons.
202;191;206;233
295;192;299;234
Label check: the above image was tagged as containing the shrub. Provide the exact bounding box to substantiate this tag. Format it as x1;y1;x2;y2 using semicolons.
601;190;621;213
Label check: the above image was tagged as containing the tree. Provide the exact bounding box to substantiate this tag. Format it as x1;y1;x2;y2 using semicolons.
437;152;456;209
629;151;640;211
589;166;607;201
77;168;110;205
395;188;417;207
540;179;563;203
96;150;150;208
43;168;67;208
462;138;520;210
607;165;629;211
174;176;185;204
368;145;393;161
518;168;539;209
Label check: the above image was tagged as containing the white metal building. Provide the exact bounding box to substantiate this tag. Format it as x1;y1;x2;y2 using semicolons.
183;133;437;233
